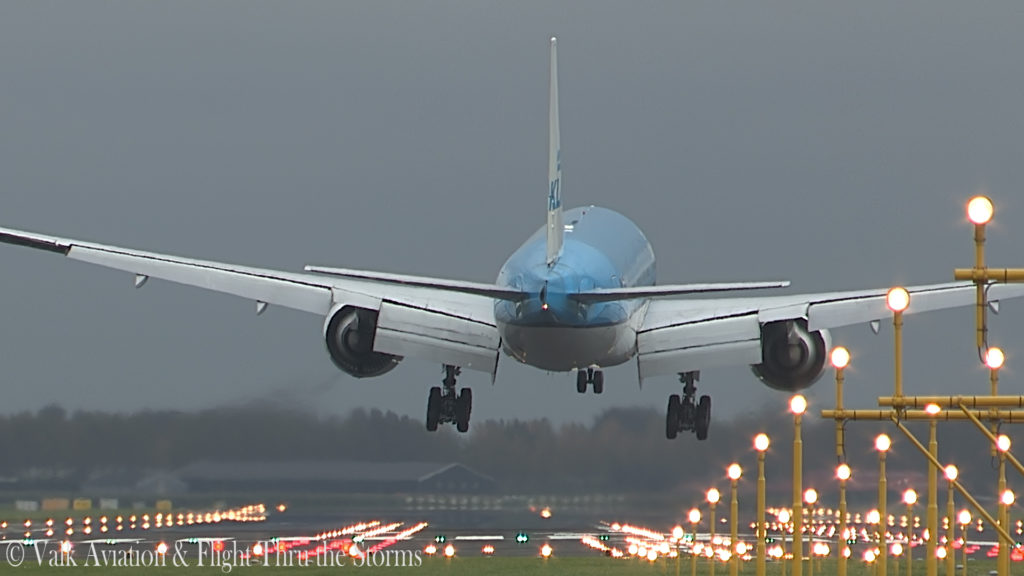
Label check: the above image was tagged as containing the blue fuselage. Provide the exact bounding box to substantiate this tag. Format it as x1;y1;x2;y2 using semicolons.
494;206;655;371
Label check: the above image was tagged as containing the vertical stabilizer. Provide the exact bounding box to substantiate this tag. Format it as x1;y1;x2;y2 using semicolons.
546;37;563;266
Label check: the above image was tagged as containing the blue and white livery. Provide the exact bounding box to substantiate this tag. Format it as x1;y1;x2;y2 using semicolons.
2;38;1023;440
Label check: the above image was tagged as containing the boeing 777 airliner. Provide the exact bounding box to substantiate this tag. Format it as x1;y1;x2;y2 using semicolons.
2;39;1020;440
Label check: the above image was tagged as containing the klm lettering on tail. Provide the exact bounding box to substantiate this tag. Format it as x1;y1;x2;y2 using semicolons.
545;37;564;265
548;154;561;211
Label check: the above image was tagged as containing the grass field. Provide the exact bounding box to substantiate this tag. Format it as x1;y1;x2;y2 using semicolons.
0;556;1000;575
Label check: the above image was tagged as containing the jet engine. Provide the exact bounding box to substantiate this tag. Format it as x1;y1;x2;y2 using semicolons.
323;305;402;378
750;319;831;392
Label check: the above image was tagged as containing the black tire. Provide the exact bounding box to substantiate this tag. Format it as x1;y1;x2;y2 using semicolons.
696;395;711;441
593;371;604;394
666;394;681;439
456;388;472;433
576;370;588;394
426;387;441;432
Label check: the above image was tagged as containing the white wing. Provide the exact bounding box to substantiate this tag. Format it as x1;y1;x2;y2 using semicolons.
637;282;1024;379
0;226;502;375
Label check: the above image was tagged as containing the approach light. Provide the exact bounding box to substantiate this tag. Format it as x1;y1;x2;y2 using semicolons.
944;465;958;482
790;395;807;415
958;510;971;525
831;346;850;369
754;433;770;452
804;489;818;505
886;287;910;313
903;489;918;505
925;403;941;416
875;434;892;452
727;464;742;480
998;434;1011;452
1002;490;1016;506
986;347;1005;370
967;196;994;225
707;488;721;504
689;508;702;524
837;463;851;481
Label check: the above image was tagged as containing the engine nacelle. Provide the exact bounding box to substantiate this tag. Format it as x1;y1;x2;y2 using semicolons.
751;319;832;392
323;305;402;378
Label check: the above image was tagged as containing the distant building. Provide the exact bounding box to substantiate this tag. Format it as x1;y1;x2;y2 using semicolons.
175;460;494;493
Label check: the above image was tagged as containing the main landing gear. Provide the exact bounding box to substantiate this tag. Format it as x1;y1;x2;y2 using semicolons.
426;364;472;433
576;367;604;394
666;371;711;441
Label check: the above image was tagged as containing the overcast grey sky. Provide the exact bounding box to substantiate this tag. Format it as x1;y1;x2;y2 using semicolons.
1;2;1023;427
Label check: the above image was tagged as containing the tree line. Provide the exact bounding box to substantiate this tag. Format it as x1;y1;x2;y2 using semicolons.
0;403;1014;501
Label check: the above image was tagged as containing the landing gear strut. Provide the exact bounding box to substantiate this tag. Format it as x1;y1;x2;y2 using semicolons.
575;367;604;394
666;371;711;441
426;364;472;433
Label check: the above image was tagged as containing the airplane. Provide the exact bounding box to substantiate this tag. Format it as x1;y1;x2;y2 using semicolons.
1;38;1022;440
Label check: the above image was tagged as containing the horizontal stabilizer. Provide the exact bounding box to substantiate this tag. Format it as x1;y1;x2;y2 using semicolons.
305;266;529;302
569;281;790;303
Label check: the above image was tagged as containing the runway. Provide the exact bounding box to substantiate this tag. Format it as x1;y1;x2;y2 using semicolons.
0;502;1011;567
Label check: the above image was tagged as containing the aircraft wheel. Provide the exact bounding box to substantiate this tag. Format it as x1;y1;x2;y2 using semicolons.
593;371;604;394
695;395;711;441
455;388;472;433
666;394;681;440
426;386;442;432
576;370;588;394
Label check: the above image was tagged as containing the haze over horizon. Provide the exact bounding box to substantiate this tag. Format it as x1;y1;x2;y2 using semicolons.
2;2;1023;425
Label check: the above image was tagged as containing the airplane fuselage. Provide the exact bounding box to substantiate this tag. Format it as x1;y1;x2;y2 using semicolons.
494;206;655;371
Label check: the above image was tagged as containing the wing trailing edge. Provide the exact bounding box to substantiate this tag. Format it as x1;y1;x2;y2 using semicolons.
304;266;529;302
568;281;791;303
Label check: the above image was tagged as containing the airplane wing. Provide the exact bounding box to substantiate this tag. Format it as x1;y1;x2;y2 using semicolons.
567;281;791;303
0;226;503;375
636;281;1024;379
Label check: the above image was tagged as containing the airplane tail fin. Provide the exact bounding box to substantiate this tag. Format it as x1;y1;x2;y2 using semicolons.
546;37;563;266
